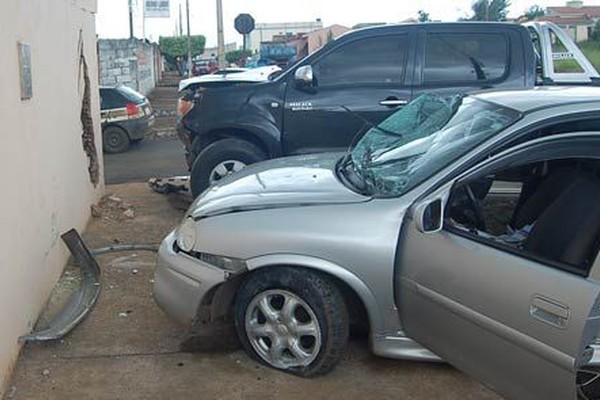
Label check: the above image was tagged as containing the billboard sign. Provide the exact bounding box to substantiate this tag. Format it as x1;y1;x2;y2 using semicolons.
145;0;170;18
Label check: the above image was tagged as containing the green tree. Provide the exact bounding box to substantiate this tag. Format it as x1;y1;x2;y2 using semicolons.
524;5;546;21
159;35;206;74
418;10;431;22
225;49;253;66
591;20;600;41
326;29;335;43
470;0;510;21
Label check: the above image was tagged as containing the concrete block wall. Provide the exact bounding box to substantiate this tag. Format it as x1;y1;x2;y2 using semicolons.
98;38;159;95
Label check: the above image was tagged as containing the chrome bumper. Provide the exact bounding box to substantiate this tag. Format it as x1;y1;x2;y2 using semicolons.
153;231;227;325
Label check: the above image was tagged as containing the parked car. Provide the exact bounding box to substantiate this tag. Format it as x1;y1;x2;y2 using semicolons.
192;58;218;76
176;21;599;197
99;86;154;153
155;87;600;399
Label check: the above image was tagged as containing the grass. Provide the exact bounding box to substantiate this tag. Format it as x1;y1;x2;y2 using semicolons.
576;40;600;72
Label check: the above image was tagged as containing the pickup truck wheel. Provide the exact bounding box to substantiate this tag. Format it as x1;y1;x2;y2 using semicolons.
102;126;130;153
235;267;349;377
190;138;266;197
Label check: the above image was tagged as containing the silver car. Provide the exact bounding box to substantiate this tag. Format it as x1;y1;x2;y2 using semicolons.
154;87;600;400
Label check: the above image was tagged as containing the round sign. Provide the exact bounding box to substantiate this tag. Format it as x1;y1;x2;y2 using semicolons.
235;13;255;35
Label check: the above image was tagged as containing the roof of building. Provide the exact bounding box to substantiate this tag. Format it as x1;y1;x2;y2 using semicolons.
548;6;600;17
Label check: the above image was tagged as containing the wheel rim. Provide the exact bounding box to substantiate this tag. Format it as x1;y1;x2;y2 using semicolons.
209;160;246;184
245;289;322;369
106;130;125;150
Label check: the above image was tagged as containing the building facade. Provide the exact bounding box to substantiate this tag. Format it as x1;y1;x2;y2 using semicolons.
541;1;600;42
248;20;324;52
0;0;103;393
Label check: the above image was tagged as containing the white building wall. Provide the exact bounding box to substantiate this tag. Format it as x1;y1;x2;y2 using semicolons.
0;0;103;393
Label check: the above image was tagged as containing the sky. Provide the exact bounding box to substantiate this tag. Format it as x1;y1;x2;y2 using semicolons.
96;0;600;47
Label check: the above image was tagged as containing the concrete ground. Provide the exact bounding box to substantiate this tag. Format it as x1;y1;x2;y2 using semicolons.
4;183;501;400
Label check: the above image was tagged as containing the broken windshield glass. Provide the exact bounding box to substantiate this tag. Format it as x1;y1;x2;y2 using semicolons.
349;93;522;198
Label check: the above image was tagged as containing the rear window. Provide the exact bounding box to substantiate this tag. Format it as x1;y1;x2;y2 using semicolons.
99;88;126;110
116;85;146;104
423;33;509;84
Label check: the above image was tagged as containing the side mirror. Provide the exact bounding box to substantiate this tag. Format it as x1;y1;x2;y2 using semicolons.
294;65;315;90
415;198;444;234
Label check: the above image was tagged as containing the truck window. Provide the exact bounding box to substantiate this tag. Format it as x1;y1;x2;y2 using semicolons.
313;35;408;87
423;33;508;84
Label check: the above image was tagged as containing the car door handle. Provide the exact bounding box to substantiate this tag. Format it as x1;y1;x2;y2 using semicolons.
530;296;570;328
379;98;408;107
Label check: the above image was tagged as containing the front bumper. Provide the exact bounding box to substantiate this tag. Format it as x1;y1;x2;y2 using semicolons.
153;231;227;325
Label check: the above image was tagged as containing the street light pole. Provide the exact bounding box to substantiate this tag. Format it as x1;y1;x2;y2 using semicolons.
216;0;226;69
186;0;191;77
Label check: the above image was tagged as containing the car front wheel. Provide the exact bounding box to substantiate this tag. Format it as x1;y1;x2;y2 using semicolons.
190;138;266;197
235;267;349;377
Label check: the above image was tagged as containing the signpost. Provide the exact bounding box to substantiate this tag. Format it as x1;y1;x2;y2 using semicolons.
235;13;255;52
144;0;170;18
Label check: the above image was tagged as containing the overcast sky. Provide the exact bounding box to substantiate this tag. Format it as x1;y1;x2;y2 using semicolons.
96;0;600;47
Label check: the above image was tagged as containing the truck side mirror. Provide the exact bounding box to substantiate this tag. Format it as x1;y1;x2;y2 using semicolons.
294;65;315;91
415;198;444;234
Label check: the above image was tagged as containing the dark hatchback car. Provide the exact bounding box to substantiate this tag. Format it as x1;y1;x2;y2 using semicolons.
99;86;155;153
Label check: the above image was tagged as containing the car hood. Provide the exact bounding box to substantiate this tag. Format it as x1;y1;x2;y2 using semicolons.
188;153;370;219
178;66;281;91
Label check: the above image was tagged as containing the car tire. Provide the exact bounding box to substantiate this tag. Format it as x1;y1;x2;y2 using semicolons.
190;138;266;197
235;267;349;377
102;126;130;153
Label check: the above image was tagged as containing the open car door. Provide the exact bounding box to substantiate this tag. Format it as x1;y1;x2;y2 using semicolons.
395;136;600;400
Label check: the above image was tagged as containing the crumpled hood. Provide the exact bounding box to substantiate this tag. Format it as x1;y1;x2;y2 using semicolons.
189;153;369;218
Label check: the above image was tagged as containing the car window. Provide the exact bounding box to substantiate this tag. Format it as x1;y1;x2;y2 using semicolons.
446;157;600;277
116;86;146;104
99;88;126;110
423;33;508;84
313;34;409;87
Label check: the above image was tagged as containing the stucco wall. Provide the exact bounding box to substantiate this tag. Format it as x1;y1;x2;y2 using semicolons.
98;38;159;95
0;0;103;393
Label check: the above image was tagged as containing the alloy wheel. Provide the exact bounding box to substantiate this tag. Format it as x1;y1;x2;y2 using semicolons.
245;289;322;369
209;160;246;184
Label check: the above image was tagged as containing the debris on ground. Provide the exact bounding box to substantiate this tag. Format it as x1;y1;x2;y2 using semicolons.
90;194;137;221
42;369;51;377
148;176;194;211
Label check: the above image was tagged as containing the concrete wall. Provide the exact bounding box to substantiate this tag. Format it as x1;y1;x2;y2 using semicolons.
0;0;103;393
98;38;160;95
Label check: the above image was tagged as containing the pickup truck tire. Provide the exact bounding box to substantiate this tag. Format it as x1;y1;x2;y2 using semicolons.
102;126;130;154
190;138;266;197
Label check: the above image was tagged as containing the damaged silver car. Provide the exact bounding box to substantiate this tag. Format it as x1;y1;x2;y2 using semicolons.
154;87;600;400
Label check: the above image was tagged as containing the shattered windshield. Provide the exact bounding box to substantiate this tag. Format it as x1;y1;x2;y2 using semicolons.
349;93;521;198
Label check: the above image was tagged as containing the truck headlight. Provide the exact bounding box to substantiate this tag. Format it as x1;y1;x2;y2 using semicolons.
176;217;197;252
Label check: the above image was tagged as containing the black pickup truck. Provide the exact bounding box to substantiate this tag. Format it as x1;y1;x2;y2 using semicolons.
177;21;599;196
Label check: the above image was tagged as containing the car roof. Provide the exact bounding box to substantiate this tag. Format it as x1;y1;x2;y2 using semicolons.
472;86;600;113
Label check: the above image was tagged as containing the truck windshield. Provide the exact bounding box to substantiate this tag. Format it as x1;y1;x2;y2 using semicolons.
350;93;521;198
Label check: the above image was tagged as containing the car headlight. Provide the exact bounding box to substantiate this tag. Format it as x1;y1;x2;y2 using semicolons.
176;217;197;252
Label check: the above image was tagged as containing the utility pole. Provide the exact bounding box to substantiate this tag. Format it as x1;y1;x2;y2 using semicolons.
186;0;192;77
128;0;134;38
216;0;226;69
179;2;183;36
